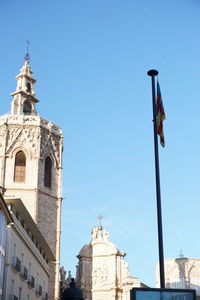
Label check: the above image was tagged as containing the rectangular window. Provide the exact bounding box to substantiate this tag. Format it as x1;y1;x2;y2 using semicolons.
36;272;39;284
0;254;5;291
28;262;31;275
28;262;31;282
10;279;14;296
2;214;7;250
13;243;16;258
21;253;24;267
19;287;22;300
0;212;7;251
12;243;17;269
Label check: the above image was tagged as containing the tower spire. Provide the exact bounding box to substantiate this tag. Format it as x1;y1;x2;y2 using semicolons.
10;49;39;116
25;40;30;62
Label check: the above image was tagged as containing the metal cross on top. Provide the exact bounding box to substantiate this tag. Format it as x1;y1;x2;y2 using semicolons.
98;215;103;230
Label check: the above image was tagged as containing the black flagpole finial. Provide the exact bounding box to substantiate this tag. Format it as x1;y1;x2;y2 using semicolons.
147;69;159;77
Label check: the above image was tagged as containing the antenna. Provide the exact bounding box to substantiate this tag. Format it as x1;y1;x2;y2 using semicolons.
178;231;184;258
179;249;184;258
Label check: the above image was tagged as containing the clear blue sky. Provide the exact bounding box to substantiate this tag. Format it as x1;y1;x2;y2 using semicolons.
1;0;200;287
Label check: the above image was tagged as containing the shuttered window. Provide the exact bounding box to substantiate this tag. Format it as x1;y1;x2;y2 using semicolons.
44;157;52;188
14;151;26;182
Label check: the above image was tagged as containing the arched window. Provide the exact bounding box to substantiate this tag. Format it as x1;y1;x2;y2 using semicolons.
44;157;52;188
23;100;32;115
14;151;26;182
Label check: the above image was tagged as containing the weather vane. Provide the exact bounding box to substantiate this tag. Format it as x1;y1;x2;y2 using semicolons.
25;40;30;61
98;215;103;230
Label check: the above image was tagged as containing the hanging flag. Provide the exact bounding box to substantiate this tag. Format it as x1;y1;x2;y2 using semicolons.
157;81;166;147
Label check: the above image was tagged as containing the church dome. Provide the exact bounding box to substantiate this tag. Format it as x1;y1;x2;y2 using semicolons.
77;243;92;258
77;227;126;258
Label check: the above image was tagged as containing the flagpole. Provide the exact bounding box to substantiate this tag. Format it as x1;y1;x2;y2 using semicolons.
147;69;165;288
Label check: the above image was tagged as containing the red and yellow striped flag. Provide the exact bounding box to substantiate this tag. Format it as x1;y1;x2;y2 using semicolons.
157;81;166;147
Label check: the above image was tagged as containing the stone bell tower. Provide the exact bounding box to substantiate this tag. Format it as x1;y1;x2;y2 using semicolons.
0;54;63;300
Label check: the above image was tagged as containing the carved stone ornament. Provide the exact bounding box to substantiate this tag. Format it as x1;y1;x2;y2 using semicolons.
0;126;7;153
93;263;109;287
40;128;61;166
6;126;39;156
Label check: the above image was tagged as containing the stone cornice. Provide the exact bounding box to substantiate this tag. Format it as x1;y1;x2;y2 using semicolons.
0;114;62;135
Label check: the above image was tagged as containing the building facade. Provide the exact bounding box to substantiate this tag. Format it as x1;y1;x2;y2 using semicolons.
3;197;55;300
76;226;146;300
156;257;200;296
0;194;13;300
0;56;63;299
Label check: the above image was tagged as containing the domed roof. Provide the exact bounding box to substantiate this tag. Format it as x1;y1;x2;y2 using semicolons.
77;243;92;258
77;227;126;258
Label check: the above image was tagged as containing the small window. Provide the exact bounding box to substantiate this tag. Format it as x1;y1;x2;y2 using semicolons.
44;157;52;188
23;100;31;115
26;82;32;93
14;151;26;182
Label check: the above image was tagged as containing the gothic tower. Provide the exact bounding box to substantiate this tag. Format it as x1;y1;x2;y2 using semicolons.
0;55;63;299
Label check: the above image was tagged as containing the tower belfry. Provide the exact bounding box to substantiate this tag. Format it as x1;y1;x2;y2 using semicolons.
10;52;39;116
0;56;63;300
